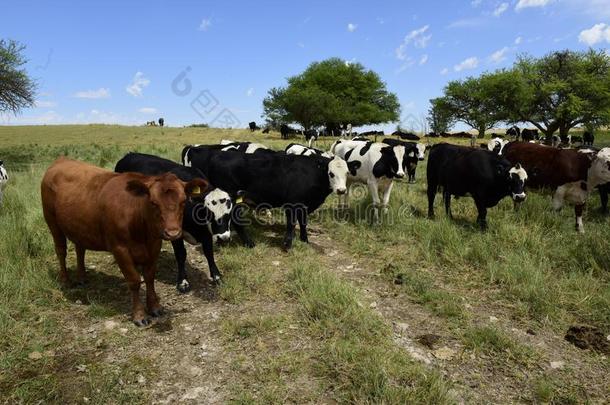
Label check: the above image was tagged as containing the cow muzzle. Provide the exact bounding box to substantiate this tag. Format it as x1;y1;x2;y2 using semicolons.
336;188;347;195
213;231;231;244
395;172;405;179
512;193;526;202
163;229;183;241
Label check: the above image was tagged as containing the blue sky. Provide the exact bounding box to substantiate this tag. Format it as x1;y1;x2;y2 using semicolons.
1;0;609;130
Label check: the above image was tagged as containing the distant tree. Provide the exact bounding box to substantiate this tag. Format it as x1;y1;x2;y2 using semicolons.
427;97;455;134
493;50;610;141
263;58;400;130
0;39;36;114
441;73;505;138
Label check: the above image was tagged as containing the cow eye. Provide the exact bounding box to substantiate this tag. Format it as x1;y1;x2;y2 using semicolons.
329;172;335;178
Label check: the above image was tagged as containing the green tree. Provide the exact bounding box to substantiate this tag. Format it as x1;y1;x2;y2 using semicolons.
0;39;36;114
441;73;505;138
497;50;610;140
263;58;400;130
427;97;455;134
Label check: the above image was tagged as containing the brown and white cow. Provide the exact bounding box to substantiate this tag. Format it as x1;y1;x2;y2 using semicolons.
41;158;207;326
503;142;610;233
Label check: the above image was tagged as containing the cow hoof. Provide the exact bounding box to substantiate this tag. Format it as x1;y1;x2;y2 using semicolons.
177;279;191;293
149;308;164;318
133;318;150;327
244;240;256;249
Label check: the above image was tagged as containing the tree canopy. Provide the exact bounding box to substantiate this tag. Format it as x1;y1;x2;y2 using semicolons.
0;39;36;114
427;97;455;134
263;58;400;130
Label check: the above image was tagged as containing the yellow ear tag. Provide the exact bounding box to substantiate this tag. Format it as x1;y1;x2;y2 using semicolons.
191;186;201;196
236;196;244;204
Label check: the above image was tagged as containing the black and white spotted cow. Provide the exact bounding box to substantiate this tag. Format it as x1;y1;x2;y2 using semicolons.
219;140;270;154
0;160;8;205
304;129;318;148
487;137;509;155
183;145;355;249
382;138;427;183
331;140;406;221
114;152;233;291
285;143;332;158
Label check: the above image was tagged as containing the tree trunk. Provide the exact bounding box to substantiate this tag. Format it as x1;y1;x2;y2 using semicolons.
559;122;570;143
478;125;486;139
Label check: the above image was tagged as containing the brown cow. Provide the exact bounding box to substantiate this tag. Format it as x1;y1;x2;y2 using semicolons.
41;158;208;326
503;142;610;233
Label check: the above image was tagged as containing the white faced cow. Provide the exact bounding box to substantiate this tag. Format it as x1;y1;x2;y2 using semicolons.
331;140;406;222
487;137;509;155
0;160;8;206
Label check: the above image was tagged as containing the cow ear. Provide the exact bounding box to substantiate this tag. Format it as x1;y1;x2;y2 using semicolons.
185;178;209;197
126;180;150;197
348;161;361;175
515;163;522;170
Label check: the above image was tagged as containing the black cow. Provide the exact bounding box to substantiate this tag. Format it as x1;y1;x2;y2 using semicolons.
114;152;233;291
382;138;427;183
506;126;520;140
392;130;420;141
262;127;270;134
427;144;527;230
182;146;352;249
304;129;318;147
583;131;594;146
280;124;300;140
248;121;259;132
521;128;539;141
158;118;164;127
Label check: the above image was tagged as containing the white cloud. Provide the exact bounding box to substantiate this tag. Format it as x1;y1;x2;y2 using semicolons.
199;18;212;31
515;0;551;11
403;101;416;109
489;47;509;63
471;0;483;7
578;23;610;46
347;23;357;32
447;18;485;29
440;67;449;75
126;72;150;97
35;100;57;108
419;54;429;65
396;59;415;73
454;57;479;72
246;88;254;97
493;2;509;17
297;42;305;48
73;88;111;99
377;17;385;24
138;107;157;114
515;36;523;45
1;110;63;125
395;25;431;60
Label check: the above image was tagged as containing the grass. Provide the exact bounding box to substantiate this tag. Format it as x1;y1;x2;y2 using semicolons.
0;124;609;403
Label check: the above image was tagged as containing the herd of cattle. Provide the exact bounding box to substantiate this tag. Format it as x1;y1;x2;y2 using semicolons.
4;128;605;327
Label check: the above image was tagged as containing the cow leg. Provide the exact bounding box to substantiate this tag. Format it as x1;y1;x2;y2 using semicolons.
381;181;394;216
283;208;297;250
307;137;314;148
142;263;162;318
171;238;191;293
49;225;69;285
475;201;488;231
367;179;381;223
443;190;452;218
112;247;148;326
201;230;222;283
427;183;437;219
408;166;416;183
74;244;87;286
575;204;585;234
599;187;608;215
296;208;308;243
233;204;255;248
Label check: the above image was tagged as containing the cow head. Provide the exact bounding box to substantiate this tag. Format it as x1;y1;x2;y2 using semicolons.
588;148;610;188
507;163;527;202
203;188;233;243
127;174;209;241
391;145;406;178
328;157;355;195
415;143;426;160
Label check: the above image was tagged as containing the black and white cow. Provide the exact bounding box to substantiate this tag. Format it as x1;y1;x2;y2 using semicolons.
304;129;318;148
427;143;527;230
331;140;406;221
0;160;8;206
382;138;427;183
506;126;520;140
521;128;539;142
219;140;270;154
114;152;233;291
183;145;355;249
487;137;509;155
285;143;333;158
